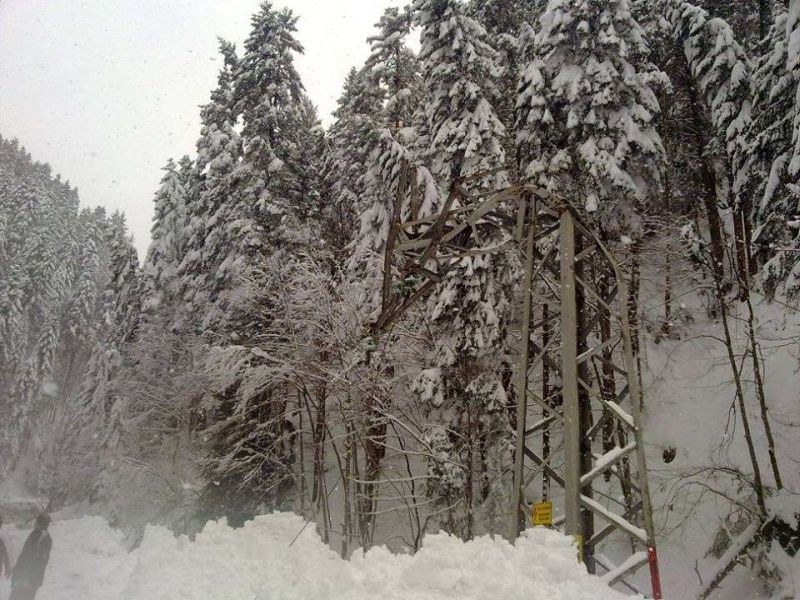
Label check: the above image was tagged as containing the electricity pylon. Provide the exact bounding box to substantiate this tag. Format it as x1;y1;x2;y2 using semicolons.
372;163;663;598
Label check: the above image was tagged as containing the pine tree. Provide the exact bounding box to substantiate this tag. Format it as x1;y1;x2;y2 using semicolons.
518;0;665;227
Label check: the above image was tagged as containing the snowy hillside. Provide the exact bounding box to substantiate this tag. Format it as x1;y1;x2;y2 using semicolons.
634;247;800;599
1;514;636;600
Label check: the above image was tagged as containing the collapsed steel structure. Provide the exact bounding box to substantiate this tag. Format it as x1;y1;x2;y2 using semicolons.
372;163;663;598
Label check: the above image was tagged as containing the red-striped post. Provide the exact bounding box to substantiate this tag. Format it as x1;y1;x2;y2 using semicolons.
647;546;663;599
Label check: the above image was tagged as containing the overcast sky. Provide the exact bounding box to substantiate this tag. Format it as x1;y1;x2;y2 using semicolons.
0;0;408;258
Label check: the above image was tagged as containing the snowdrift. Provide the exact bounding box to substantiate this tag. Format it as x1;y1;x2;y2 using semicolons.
3;513;639;600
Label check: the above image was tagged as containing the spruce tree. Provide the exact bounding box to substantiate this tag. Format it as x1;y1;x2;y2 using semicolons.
179;39;241;330
518;0;665;226
142;158;187;321
411;0;515;537
234;1;307;253
365;5;420;129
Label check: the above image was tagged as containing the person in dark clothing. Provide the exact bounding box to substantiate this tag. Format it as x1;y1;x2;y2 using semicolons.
0;512;10;580
9;514;51;600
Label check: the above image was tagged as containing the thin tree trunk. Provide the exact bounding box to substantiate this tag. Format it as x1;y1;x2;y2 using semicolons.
297;392;306;516
715;276;768;516
732;206;752;294
742;286;783;490
627;239;645;407
758;0;772;39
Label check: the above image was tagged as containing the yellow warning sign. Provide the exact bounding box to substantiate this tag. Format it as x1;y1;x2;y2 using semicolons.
531;501;553;526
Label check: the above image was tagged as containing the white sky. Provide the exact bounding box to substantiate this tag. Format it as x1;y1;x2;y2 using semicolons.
0;0;407;258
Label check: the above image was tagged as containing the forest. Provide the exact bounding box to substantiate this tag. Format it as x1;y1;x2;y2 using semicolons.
1;0;799;598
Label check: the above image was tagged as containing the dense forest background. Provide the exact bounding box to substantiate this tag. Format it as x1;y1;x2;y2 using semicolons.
1;0;799;597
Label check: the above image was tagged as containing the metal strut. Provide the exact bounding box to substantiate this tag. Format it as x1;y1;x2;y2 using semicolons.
372;163;663;599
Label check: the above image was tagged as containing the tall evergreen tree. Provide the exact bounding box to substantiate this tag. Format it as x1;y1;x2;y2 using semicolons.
411;0;515;538
234;1;308;253
517;0;665;228
179;39;241;330
142;158;187;320
106;211;142;345
199;1;317;522
326;66;386;270
755;0;800;295
468;0;542;181
414;0;508;190
365;5;420;129
748;8;798;293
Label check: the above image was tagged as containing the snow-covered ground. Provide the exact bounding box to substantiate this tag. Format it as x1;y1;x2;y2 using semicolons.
635;249;800;599
0;513;638;600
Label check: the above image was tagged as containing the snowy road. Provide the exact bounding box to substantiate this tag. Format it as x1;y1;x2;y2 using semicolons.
1;513;638;600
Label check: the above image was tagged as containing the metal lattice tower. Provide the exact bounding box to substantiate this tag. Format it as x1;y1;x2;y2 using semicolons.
372;164;663;598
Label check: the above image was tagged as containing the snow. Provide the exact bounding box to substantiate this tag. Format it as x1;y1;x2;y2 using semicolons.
0;513;640;600
634;240;800;599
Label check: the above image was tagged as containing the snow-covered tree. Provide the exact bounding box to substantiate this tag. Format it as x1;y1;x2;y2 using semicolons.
324;66;386;267
365;5;420;129
749;0;800;296
142;158;187;320
517;0;665;228
106;211;142;346
667;1;754;211
179;39;241;329
411;0;515;538
234;2;309;252
414;0;508;189
199;1;320;523
747;7;799;294
468;0;542;181
789;0;800;177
